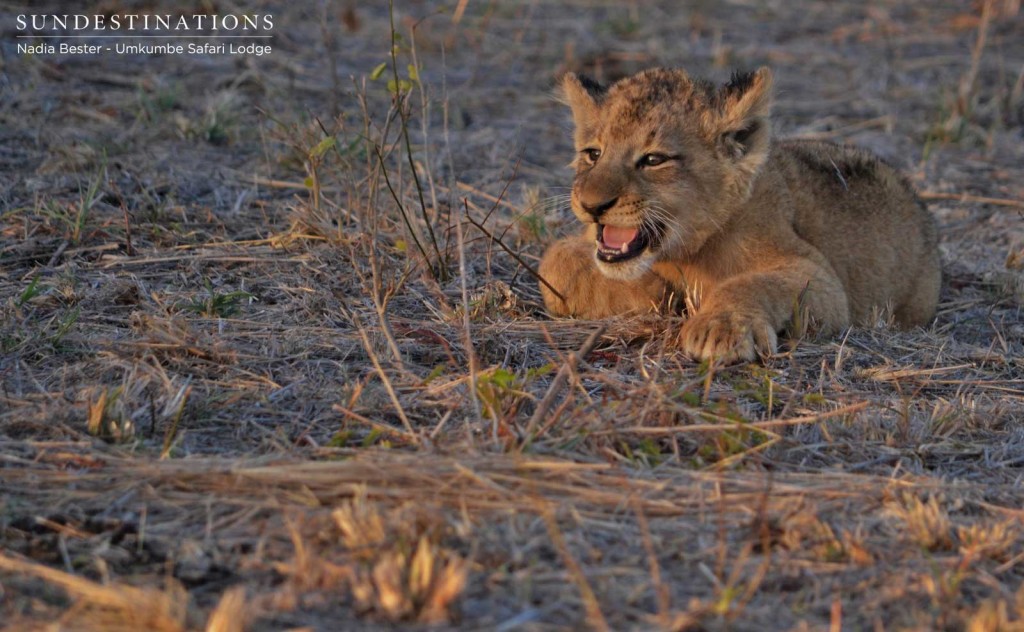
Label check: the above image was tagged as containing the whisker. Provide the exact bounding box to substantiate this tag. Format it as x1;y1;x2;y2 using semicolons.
524;195;573;215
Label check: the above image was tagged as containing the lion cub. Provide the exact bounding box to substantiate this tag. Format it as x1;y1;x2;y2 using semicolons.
539;67;940;363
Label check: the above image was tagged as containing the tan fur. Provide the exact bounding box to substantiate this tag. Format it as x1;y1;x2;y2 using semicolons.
539;67;941;363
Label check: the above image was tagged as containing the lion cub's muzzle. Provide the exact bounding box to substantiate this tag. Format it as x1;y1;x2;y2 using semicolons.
576;192;661;266
596;223;655;263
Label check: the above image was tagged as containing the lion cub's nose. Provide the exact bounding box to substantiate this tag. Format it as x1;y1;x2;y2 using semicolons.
580;196;618;219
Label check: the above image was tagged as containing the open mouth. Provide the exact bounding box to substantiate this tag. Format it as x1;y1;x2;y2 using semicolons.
596;224;655;263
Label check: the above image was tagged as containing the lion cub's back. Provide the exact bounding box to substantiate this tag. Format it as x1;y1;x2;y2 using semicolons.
776;140;940;326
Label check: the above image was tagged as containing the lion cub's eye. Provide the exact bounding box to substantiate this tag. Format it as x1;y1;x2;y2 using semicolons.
582;148;602;164
638;153;670;168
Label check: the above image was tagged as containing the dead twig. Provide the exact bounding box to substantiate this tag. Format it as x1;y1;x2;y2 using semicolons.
522;324;607;445
590;401;870;436
919;191;1024;209
455;204;482;427
540;505;611;632
347;309;422;445
463;202;566;303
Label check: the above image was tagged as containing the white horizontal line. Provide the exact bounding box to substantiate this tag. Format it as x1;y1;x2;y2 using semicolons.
16;35;273;38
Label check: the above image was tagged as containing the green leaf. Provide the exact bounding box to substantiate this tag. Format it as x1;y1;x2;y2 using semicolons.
422;364;444;385
369;62;387;81
310;136;336;159
386;78;413;94
526;363;554;380
488;367;517;389
327;430;352;448
680;391;701;407
17;276;42;306
363;427;383;447
407;64;419;82
303;176;314;188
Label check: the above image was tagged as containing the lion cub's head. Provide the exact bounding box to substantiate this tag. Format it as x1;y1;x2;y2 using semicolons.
560;67;774;280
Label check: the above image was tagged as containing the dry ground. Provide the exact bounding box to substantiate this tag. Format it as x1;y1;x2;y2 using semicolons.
2;1;1024;630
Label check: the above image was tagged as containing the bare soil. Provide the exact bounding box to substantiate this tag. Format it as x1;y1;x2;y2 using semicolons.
2;1;1024;630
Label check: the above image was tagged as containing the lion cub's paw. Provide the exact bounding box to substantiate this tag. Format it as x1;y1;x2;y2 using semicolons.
678;310;778;364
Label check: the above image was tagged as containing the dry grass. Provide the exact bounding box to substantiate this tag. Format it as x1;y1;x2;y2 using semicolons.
2;0;1024;630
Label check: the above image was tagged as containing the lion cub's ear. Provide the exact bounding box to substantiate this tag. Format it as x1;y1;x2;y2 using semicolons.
558;73;606;127
714;67;773;173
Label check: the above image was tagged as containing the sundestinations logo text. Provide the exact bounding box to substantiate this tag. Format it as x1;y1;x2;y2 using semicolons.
16;14;273;32
15;13;275;57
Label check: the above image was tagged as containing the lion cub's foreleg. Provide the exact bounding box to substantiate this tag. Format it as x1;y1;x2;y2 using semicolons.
678;257;850;363
539;233;668;318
